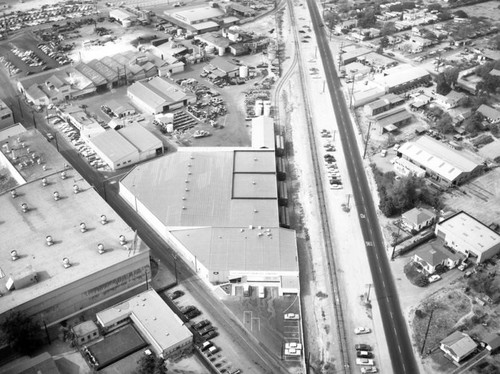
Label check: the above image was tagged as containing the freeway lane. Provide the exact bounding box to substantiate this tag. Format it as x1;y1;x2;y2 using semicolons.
306;1;419;373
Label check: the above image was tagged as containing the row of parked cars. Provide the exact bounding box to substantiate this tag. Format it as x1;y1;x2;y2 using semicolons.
354;327;378;372
321;129;343;190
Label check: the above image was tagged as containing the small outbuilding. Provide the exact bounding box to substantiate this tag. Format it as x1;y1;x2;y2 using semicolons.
72;320;100;345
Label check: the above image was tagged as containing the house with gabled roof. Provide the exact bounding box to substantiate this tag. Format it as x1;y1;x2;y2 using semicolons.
440;331;477;363
413;240;462;274
402;207;436;233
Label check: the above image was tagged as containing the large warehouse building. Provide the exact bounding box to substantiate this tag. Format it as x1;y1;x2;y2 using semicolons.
397;135;484;186
127;77;196;115
119;118;299;293
0;127;150;328
89;124;163;170
436;211;500;263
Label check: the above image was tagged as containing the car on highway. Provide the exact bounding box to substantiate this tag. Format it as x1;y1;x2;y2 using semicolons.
356;358;375;366
169;290;184;300
354;327;371;335
193;319;211;330
357;351;373;358
330;185;343;190
428;274;441;283
355;344;372;351
361;367;378;373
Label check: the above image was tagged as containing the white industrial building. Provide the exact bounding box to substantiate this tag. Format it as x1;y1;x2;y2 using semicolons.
127;77;196;115
251;116;275;149
89;124;163;170
109;8;137;27
119;119;299;293
398;136;484;186
435;211;500;263
97;290;192;358
0;128;150;328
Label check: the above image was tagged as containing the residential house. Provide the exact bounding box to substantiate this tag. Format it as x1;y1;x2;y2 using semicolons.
402;207;435;232
485;335;500;353
440;331;477;363
435;90;467;110
476;104;500;124
413;244;462;274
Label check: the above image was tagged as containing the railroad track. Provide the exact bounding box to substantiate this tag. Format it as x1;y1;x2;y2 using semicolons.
280;0;351;372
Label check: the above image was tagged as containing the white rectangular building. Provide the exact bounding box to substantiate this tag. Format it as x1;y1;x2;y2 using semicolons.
96;290;192;358
435;211;500;263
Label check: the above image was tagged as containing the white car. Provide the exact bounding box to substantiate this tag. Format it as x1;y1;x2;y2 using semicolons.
330;185;343;190
361;367;378;373
284;313;300;320
354;327;371;335
356;358;374;366
428;274;441;283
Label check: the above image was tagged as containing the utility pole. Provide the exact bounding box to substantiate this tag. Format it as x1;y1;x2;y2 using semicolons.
391;221;402;261
363;119;373;159
366;284;372;303
421;309;434;355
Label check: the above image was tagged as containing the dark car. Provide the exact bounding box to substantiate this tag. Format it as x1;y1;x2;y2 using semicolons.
186;309;202;320
199;325;215;335
203;330;219;340
182;305;196;314
194;319;211;330
169;290;184;300
355;344;372;351
356;351;373;358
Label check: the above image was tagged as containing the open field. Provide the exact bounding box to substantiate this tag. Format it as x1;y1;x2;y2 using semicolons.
455;1;500;22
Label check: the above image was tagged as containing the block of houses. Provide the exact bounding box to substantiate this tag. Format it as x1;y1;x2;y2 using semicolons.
436;211;500;263
413;243;462;274
435;90;467;110
476;104;500;124
440;331;477;363
402;207;436;232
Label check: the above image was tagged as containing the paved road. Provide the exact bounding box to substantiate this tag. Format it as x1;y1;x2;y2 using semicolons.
306;1;419;373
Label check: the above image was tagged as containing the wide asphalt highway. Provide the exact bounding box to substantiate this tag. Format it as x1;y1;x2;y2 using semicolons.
306;1;419;373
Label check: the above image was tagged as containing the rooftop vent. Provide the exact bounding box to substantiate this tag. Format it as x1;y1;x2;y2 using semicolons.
62;257;71;268
185;188;189;191
100;215;108;225
182;196;186;200
42;165;47;171
11;250;19;261
249;225;254;229
253;209;258;213
80;222;87;233
53;191;60;201
42;178;48;187
254;158;258;161
60;171;66;180
240;228;244;232
187;163;192;167
252;181;256;185
21;202;28;213
185;180;189;183
119;235;126;245
26;147;30;153
258;232;263;237
21;142;26;148
73;184;80;194
46;235;54;246
182;206;186;210
98;243;105;254
11;189;17;198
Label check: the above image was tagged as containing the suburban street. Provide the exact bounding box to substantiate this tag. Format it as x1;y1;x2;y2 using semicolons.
306;0;419;373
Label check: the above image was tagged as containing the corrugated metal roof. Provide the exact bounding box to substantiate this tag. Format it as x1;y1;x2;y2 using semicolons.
251;116;275;150
74;62;107;86
148;77;192;102
91;129;138;163
118;124;162;153
376;108;412;127
128;80;167;109
398;136;482;182
87;59;118;82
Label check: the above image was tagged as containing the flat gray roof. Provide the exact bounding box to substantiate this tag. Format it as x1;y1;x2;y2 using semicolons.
0;169;146;315
90;129;138;163
233;150;276;173
118;124;162;153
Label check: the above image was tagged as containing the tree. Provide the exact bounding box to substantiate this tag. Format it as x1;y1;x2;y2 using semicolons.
380;22;397;36
488;34;500;50
357;8;377;29
435;74;451;95
324;11;341;30
464;112;484;137
0;312;41;355
380;36;389;49
454;10;468;19
427;3;442;12
435;113;455;134
135;354;167;374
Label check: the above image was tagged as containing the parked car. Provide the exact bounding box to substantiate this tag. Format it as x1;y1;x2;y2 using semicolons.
186;308;202;319
284;313;300;320
203;330;219;340
428;274;441;283
182;305;196;314
169;290;184;300
458;261;468;271
199;325;215;335
357;351;373;358
361;367;378;373
356;358;375;366
193;319;211;330
354;327;371;335
355;344;372;351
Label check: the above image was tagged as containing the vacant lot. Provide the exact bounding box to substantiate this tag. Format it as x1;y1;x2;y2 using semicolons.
455;1;500;21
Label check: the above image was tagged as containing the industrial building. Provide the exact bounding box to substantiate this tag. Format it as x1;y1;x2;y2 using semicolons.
109;8;137;27
0;128;150;328
374;107;413;134
89;124;163;170
119;118;299;293
375;64;431;93
251;116;275;149
97;290;192;358
397;135;484;186
436;211;500;263
0;98;14;129
127;77;196;115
